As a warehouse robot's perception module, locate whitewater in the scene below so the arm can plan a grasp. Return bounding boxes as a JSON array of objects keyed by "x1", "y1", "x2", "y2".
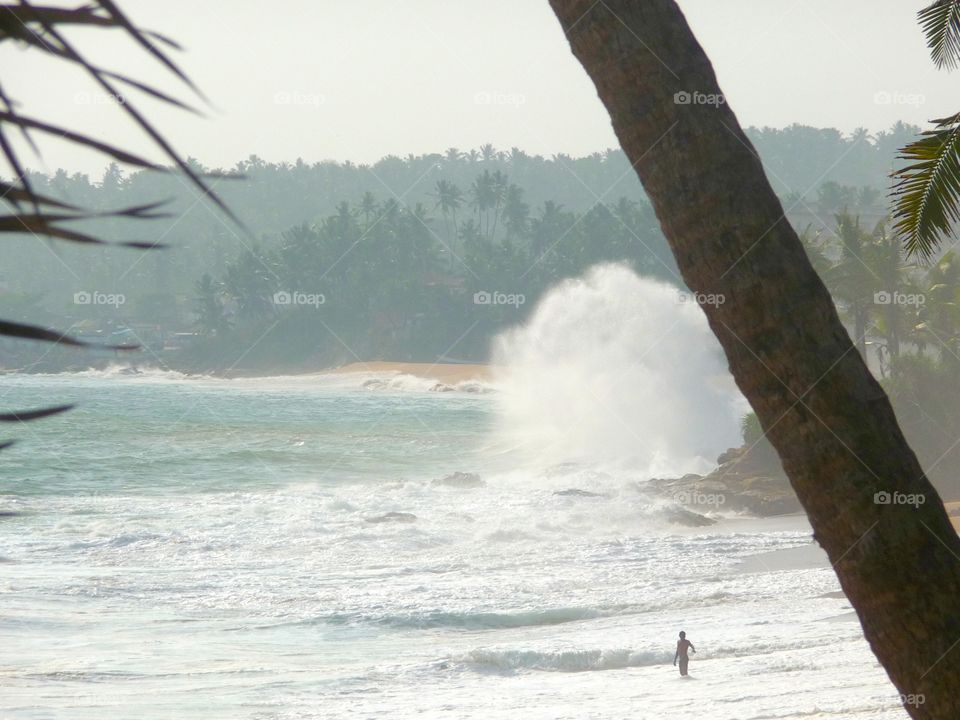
[{"x1": 1, "y1": 266, "x2": 910, "y2": 719}]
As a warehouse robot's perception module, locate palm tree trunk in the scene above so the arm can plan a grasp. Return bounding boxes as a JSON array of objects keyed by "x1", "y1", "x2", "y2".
[{"x1": 547, "y1": 1, "x2": 960, "y2": 717}]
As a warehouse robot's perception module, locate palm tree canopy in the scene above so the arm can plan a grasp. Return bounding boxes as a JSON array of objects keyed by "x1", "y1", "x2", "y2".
[
  {"x1": 892, "y1": 113, "x2": 960, "y2": 260},
  {"x1": 920, "y1": 0, "x2": 960, "y2": 69},
  {"x1": 891, "y1": 2, "x2": 960, "y2": 259}
]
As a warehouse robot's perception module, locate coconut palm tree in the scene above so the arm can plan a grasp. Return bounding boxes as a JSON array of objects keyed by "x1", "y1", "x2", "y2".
[
  {"x1": 892, "y1": 1, "x2": 960, "y2": 259},
  {"x1": 431, "y1": 179, "x2": 461, "y2": 244},
  {"x1": 548, "y1": 1, "x2": 960, "y2": 716},
  {"x1": 489, "y1": 170, "x2": 509, "y2": 238},
  {"x1": 502, "y1": 184, "x2": 529, "y2": 239},
  {"x1": 824, "y1": 213, "x2": 874, "y2": 355},
  {"x1": 508, "y1": 146, "x2": 528, "y2": 164},
  {"x1": 358, "y1": 191, "x2": 378, "y2": 230},
  {"x1": 443, "y1": 147, "x2": 462, "y2": 165},
  {"x1": 468, "y1": 171, "x2": 496, "y2": 237},
  {"x1": 857, "y1": 185, "x2": 883, "y2": 215},
  {"x1": 867, "y1": 222, "x2": 918, "y2": 370},
  {"x1": 194, "y1": 274, "x2": 229, "y2": 338},
  {"x1": 816, "y1": 181, "x2": 856, "y2": 216},
  {"x1": 918, "y1": 250, "x2": 960, "y2": 363},
  {"x1": 479, "y1": 143, "x2": 496, "y2": 163}
]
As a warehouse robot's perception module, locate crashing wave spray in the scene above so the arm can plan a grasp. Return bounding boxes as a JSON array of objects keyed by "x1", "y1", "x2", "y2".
[{"x1": 491, "y1": 264, "x2": 746, "y2": 477}]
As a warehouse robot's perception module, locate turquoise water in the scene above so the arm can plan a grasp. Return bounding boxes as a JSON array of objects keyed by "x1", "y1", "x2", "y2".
[
  {"x1": 0, "y1": 369, "x2": 910, "y2": 719},
  {"x1": 1, "y1": 371, "x2": 489, "y2": 496}
]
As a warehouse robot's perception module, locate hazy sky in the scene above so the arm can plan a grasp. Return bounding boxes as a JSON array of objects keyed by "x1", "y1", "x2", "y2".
[{"x1": 5, "y1": 0, "x2": 954, "y2": 176}]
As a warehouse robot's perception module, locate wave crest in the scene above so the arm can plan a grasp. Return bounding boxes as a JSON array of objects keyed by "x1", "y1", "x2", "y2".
[
  {"x1": 458, "y1": 647, "x2": 670, "y2": 673},
  {"x1": 323, "y1": 606, "x2": 622, "y2": 630}
]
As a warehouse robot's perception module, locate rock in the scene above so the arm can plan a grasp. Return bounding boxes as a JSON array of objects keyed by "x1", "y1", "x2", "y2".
[
  {"x1": 458, "y1": 382, "x2": 491, "y2": 394},
  {"x1": 365, "y1": 511, "x2": 417, "y2": 524},
  {"x1": 645, "y1": 444, "x2": 800, "y2": 518},
  {"x1": 432, "y1": 471, "x2": 484, "y2": 488},
  {"x1": 554, "y1": 488, "x2": 603, "y2": 498},
  {"x1": 716, "y1": 447, "x2": 743, "y2": 465},
  {"x1": 663, "y1": 506, "x2": 716, "y2": 527}
]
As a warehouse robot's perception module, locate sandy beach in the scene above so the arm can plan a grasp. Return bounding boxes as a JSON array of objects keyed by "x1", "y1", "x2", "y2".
[
  {"x1": 331, "y1": 361, "x2": 493, "y2": 383},
  {"x1": 945, "y1": 501, "x2": 960, "y2": 533}
]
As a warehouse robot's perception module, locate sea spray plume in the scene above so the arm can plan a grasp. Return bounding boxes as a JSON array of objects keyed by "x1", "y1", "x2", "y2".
[{"x1": 491, "y1": 264, "x2": 745, "y2": 477}]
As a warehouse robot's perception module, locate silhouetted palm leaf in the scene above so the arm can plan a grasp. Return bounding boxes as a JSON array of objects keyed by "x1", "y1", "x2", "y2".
[
  {"x1": 0, "y1": 1, "x2": 239, "y2": 445},
  {"x1": 0, "y1": 4, "x2": 115, "y2": 34},
  {"x1": 0, "y1": 200, "x2": 173, "y2": 247},
  {"x1": 891, "y1": 113, "x2": 960, "y2": 260},
  {"x1": 0, "y1": 320, "x2": 137, "y2": 350},
  {"x1": 0, "y1": 403, "x2": 74, "y2": 449},
  {"x1": 0, "y1": 404, "x2": 74, "y2": 422}
]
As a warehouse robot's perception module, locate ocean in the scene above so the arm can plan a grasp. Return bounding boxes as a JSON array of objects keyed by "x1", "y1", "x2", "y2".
[
  {"x1": 1, "y1": 269, "x2": 912, "y2": 719},
  {"x1": 0, "y1": 368, "x2": 910, "y2": 719}
]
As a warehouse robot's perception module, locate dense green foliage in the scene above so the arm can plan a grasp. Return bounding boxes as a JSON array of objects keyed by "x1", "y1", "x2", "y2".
[
  {"x1": 7, "y1": 119, "x2": 960, "y2": 487},
  {"x1": 792, "y1": 214, "x2": 960, "y2": 490},
  {"x1": 1, "y1": 124, "x2": 921, "y2": 371}
]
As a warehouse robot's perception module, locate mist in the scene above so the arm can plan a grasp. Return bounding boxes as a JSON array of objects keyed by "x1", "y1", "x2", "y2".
[{"x1": 4, "y1": 2, "x2": 958, "y2": 719}]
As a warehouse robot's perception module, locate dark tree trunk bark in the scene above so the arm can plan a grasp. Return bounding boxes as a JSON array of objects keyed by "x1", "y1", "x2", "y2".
[{"x1": 546, "y1": 1, "x2": 960, "y2": 717}]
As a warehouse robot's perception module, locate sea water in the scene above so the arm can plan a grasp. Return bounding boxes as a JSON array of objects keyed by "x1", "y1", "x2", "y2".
[
  {"x1": 0, "y1": 267, "x2": 912, "y2": 719},
  {"x1": 0, "y1": 371, "x2": 911, "y2": 720}
]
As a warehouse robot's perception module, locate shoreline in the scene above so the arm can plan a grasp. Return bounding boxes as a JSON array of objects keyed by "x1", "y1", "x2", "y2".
[
  {"x1": 205, "y1": 360, "x2": 493, "y2": 383},
  {"x1": 9, "y1": 360, "x2": 960, "y2": 533},
  {"x1": 327, "y1": 361, "x2": 493, "y2": 384},
  {"x1": 3, "y1": 358, "x2": 496, "y2": 384}
]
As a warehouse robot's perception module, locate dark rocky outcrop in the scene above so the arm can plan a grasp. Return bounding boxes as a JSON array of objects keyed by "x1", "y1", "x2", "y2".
[
  {"x1": 663, "y1": 506, "x2": 716, "y2": 527},
  {"x1": 649, "y1": 445, "x2": 801, "y2": 517}
]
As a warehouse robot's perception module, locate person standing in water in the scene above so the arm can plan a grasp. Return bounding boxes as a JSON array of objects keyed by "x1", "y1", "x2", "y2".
[{"x1": 674, "y1": 630, "x2": 695, "y2": 676}]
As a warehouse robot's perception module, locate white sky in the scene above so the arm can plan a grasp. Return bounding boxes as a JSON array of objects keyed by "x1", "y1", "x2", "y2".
[{"x1": 4, "y1": 0, "x2": 955, "y2": 176}]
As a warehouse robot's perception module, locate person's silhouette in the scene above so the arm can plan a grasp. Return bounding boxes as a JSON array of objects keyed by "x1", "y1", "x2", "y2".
[{"x1": 673, "y1": 630, "x2": 695, "y2": 676}]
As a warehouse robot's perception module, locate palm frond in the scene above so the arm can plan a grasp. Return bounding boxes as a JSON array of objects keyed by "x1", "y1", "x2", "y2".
[
  {"x1": 891, "y1": 113, "x2": 960, "y2": 260},
  {"x1": 0, "y1": 4, "x2": 114, "y2": 39},
  {"x1": 0, "y1": 404, "x2": 74, "y2": 422},
  {"x1": 0, "y1": 320, "x2": 138, "y2": 350},
  {"x1": 0, "y1": 0, "x2": 246, "y2": 241},
  {"x1": 96, "y1": 0, "x2": 206, "y2": 101},
  {"x1": 0, "y1": 1, "x2": 240, "y2": 446},
  {"x1": 919, "y1": 0, "x2": 960, "y2": 70},
  {"x1": 0, "y1": 403, "x2": 75, "y2": 450}
]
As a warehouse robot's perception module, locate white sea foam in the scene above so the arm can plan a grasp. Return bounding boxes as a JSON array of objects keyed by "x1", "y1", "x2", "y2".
[
  {"x1": 458, "y1": 647, "x2": 671, "y2": 673},
  {"x1": 491, "y1": 264, "x2": 747, "y2": 478},
  {"x1": 0, "y1": 274, "x2": 911, "y2": 720}
]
